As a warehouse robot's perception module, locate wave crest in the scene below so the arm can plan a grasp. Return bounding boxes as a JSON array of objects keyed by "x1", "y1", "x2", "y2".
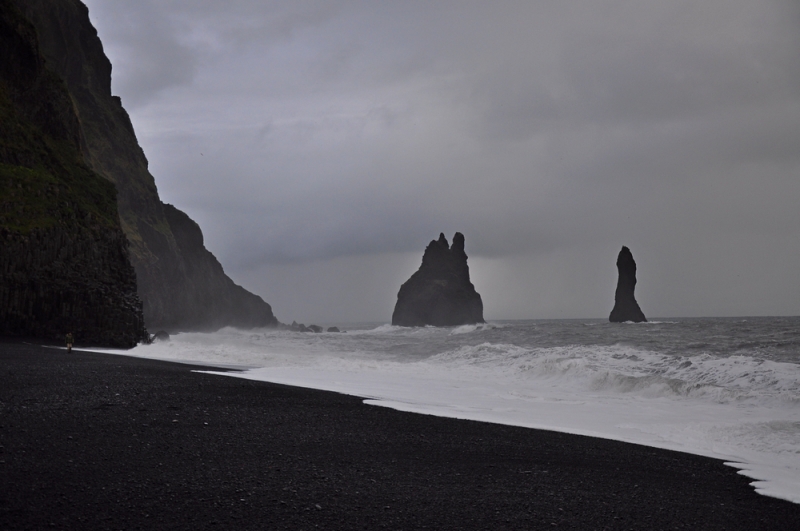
[{"x1": 428, "y1": 343, "x2": 800, "y2": 405}]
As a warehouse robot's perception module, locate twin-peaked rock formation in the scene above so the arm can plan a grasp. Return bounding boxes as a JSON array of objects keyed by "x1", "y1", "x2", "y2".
[
  {"x1": 609, "y1": 246, "x2": 647, "y2": 323},
  {"x1": 392, "y1": 233, "x2": 484, "y2": 327}
]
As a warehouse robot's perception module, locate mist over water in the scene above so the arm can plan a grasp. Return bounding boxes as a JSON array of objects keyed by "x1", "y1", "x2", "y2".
[{"x1": 100, "y1": 317, "x2": 800, "y2": 503}]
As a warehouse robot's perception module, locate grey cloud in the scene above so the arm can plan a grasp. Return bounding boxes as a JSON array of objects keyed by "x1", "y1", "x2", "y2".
[
  {"x1": 84, "y1": 0, "x2": 197, "y2": 106},
  {"x1": 84, "y1": 0, "x2": 800, "y2": 320},
  {"x1": 470, "y1": 2, "x2": 800, "y2": 140}
]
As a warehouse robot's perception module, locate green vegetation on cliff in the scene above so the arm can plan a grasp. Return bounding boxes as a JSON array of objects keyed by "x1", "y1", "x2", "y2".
[
  {"x1": 11, "y1": 0, "x2": 168, "y2": 262},
  {"x1": 0, "y1": 90, "x2": 118, "y2": 234},
  {"x1": 14, "y1": 0, "x2": 278, "y2": 331},
  {"x1": 0, "y1": 2, "x2": 118, "y2": 233},
  {"x1": 0, "y1": 0, "x2": 147, "y2": 346}
]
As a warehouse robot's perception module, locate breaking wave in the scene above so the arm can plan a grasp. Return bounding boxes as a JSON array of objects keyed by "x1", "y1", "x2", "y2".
[{"x1": 428, "y1": 342, "x2": 800, "y2": 405}]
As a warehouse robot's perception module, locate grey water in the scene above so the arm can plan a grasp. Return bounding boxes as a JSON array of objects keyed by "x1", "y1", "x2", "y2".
[
  {"x1": 495, "y1": 317, "x2": 800, "y2": 363},
  {"x1": 333, "y1": 317, "x2": 800, "y2": 365}
]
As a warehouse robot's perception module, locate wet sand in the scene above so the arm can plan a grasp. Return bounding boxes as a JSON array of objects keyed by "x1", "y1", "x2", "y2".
[{"x1": 1, "y1": 340, "x2": 798, "y2": 530}]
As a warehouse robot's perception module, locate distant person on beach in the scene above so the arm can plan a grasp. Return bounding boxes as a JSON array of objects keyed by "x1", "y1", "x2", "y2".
[{"x1": 66, "y1": 332, "x2": 73, "y2": 353}]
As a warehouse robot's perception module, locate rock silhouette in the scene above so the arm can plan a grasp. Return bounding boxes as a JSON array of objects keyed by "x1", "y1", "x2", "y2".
[
  {"x1": 609, "y1": 246, "x2": 647, "y2": 323},
  {"x1": 151, "y1": 331, "x2": 170, "y2": 342},
  {"x1": 0, "y1": 1, "x2": 147, "y2": 347},
  {"x1": 392, "y1": 233, "x2": 484, "y2": 327},
  {"x1": 13, "y1": 0, "x2": 277, "y2": 331}
]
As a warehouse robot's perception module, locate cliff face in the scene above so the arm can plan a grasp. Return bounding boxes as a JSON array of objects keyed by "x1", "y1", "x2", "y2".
[
  {"x1": 158, "y1": 204, "x2": 277, "y2": 330},
  {"x1": 14, "y1": 0, "x2": 277, "y2": 331},
  {"x1": 0, "y1": 0, "x2": 147, "y2": 346},
  {"x1": 392, "y1": 232, "x2": 484, "y2": 327},
  {"x1": 609, "y1": 246, "x2": 647, "y2": 323}
]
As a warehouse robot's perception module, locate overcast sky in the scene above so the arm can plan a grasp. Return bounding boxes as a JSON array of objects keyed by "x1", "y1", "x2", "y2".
[{"x1": 82, "y1": 0, "x2": 800, "y2": 323}]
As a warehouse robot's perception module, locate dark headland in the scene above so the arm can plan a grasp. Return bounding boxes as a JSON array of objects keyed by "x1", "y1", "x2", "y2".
[
  {"x1": 0, "y1": 0, "x2": 146, "y2": 347},
  {"x1": 609, "y1": 246, "x2": 647, "y2": 323},
  {"x1": 392, "y1": 232, "x2": 484, "y2": 326},
  {"x1": 2, "y1": 341, "x2": 799, "y2": 530},
  {"x1": 1, "y1": 0, "x2": 277, "y2": 349}
]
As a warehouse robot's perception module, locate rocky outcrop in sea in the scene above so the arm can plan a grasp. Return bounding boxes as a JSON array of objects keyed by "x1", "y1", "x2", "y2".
[
  {"x1": 392, "y1": 232, "x2": 484, "y2": 327},
  {"x1": 13, "y1": 0, "x2": 277, "y2": 331},
  {"x1": 0, "y1": 1, "x2": 147, "y2": 347},
  {"x1": 609, "y1": 246, "x2": 647, "y2": 323}
]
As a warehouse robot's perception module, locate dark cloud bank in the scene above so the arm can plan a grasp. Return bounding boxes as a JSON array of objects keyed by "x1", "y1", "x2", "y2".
[{"x1": 83, "y1": 0, "x2": 800, "y2": 322}]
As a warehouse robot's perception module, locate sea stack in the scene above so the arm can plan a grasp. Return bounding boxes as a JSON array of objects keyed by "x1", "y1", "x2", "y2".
[
  {"x1": 609, "y1": 246, "x2": 647, "y2": 323},
  {"x1": 392, "y1": 232, "x2": 484, "y2": 327}
]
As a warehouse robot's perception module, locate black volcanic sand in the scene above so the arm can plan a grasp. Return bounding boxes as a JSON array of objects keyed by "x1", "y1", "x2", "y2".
[{"x1": 1, "y1": 342, "x2": 798, "y2": 530}]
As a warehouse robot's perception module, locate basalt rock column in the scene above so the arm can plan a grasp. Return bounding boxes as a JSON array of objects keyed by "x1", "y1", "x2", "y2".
[
  {"x1": 609, "y1": 246, "x2": 647, "y2": 323},
  {"x1": 392, "y1": 232, "x2": 484, "y2": 327}
]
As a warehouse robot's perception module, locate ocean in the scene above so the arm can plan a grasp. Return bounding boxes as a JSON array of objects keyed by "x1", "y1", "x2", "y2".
[{"x1": 94, "y1": 317, "x2": 800, "y2": 503}]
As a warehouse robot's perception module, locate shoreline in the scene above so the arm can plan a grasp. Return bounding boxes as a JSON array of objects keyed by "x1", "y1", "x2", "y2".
[{"x1": 1, "y1": 341, "x2": 799, "y2": 529}]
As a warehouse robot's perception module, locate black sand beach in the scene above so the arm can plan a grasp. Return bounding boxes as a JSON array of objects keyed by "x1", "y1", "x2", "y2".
[{"x1": 1, "y1": 341, "x2": 798, "y2": 530}]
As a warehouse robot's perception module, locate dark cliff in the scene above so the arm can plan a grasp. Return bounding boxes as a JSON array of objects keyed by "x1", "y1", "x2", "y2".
[
  {"x1": 609, "y1": 246, "x2": 647, "y2": 323},
  {"x1": 0, "y1": 0, "x2": 147, "y2": 346},
  {"x1": 13, "y1": 0, "x2": 277, "y2": 331},
  {"x1": 392, "y1": 232, "x2": 484, "y2": 327},
  {"x1": 158, "y1": 204, "x2": 277, "y2": 330}
]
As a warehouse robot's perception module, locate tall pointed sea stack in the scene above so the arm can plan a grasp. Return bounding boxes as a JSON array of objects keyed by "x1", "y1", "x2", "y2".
[
  {"x1": 392, "y1": 232, "x2": 484, "y2": 327},
  {"x1": 609, "y1": 246, "x2": 647, "y2": 323}
]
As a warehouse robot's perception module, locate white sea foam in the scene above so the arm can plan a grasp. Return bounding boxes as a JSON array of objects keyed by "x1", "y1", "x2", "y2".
[
  {"x1": 450, "y1": 323, "x2": 501, "y2": 334},
  {"x1": 347, "y1": 324, "x2": 408, "y2": 335},
  {"x1": 427, "y1": 343, "x2": 800, "y2": 405},
  {"x1": 90, "y1": 320, "x2": 800, "y2": 504},
  {"x1": 622, "y1": 320, "x2": 679, "y2": 325}
]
